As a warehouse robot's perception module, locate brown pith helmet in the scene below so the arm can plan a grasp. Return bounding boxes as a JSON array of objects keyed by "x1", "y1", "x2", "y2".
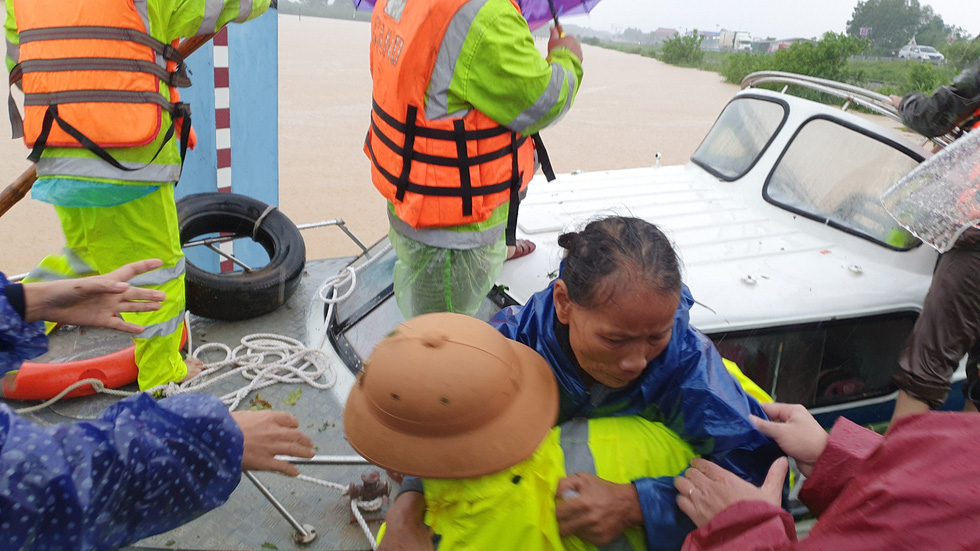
[{"x1": 343, "y1": 312, "x2": 558, "y2": 479}]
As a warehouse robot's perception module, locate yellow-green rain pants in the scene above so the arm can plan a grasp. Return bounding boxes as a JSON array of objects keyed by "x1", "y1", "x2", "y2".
[{"x1": 23, "y1": 185, "x2": 188, "y2": 389}]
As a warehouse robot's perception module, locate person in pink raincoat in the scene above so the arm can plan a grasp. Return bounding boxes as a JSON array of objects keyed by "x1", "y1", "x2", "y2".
[{"x1": 673, "y1": 402, "x2": 980, "y2": 550}]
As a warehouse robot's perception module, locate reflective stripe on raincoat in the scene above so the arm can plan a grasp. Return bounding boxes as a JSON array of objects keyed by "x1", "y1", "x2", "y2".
[
  {"x1": 421, "y1": 416, "x2": 696, "y2": 551},
  {"x1": 491, "y1": 279, "x2": 784, "y2": 550}
]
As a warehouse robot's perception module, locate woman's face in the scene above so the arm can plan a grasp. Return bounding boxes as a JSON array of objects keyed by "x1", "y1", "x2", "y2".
[{"x1": 554, "y1": 274, "x2": 679, "y2": 389}]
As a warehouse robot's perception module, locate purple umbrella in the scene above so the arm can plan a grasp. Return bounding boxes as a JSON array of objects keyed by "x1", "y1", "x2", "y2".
[
  {"x1": 521, "y1": 0, "x2": 602, "y2": 31},
  {"x1": 352, "y1": 0, "x2": 602, "y2": 32}
]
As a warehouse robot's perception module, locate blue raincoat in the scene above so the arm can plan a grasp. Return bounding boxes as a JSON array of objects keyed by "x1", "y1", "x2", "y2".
[
  {"x1": 491, "y1": 280, "x2": 784, "y2": 551},
  {"x1": 0, "y1": 271, "x2": 47, "y2": 375},
  {"x1": 1, "y1": 272, "x2": 244, "y2": 550}
]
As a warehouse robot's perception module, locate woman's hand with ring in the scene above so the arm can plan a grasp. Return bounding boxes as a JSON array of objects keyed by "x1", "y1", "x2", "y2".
[{"x1": 673, "y1": 457, "x2": 788, "y2": 527}]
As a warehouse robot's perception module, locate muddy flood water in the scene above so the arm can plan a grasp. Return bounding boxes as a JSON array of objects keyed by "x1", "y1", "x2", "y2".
[{"x1": 2, "y1": 14, "x2": 855, "y2": 273}]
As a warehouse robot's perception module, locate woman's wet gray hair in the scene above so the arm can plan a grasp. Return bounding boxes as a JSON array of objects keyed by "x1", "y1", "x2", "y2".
[{"x1": 557, "y1": 216, "x2": 681, "y2": 308}]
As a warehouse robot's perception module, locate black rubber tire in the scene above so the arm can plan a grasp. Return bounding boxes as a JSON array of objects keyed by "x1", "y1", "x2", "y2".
[{"x1": 177, "y1": 192, "x2": 306, "y2": 321}]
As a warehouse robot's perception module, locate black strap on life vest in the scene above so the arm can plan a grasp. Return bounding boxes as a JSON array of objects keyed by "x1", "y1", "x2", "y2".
[
  {"x1": 11, "y1": 57, "x2": 191, "y2": 89},
  {"x1": 502, "y1": 134, "x2": 554, "y2": 245},
  {"x1": 18, "y1": 25, "x2": 187, "y2": 67},
  {"x1": 395, "y1": 104, "x2": 418, "y2": 202},
  {"x1": 27, "y1": 102, "x2": 191, "y2": 175},
  {"x1": 531, "y1": 133, "x2": 556, "y2": 182},
  {"x1": 453, "y1": 118, "x2": 474, "y2": 217},
  {"x1": 505, "y1": 132, "x2": 523, "y2": 245},
  {"x1": 370, "y1": 98, "x2": 539, "y2": 218}
]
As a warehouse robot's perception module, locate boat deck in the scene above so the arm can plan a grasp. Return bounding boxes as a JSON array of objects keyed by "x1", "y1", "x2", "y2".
[{"x1": 3, "y1": 258, "x2": 386, "y2": 551}]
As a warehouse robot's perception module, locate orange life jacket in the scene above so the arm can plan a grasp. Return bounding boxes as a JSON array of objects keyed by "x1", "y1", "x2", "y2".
[
  {"x1": 8, "y1": 0, "x2": 193, "y2": 169},
  {"x1": 364, "y1": 0, "x2": 536, "y2": 230}
]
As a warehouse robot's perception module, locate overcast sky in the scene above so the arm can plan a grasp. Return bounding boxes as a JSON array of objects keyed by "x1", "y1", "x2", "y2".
[{"x1": 571, "y1": 0, "x2": 979, "y2": 41}]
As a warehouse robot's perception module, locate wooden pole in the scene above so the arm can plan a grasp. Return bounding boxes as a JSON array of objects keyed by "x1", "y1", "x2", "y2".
[{"x1": 0, "y1": 32, "x2": 218, "y2": 218}]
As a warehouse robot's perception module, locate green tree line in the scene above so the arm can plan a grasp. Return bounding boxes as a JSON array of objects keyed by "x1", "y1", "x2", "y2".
[{"x1": 846, "y1": 0, "x2": 970, "y2": 55}]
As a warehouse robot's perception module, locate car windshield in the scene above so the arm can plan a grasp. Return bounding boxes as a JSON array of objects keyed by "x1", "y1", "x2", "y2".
[
  {"x1": 919, "y1": 46, "x2": 938, "y2": 53},
  {"x1": 326, "y1": 239, "x2": 511, "y2": 372},
  {"x1": 691, "y1": 96, "x2": 787, "y2": 180},
  {"x1": 764, "y1": 117, "x2": 923, "y2": 249}
]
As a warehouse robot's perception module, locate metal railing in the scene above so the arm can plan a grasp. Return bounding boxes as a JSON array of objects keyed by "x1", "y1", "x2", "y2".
[{"x1": 740, "y1": 71, "x2": 956, "y2": 148}]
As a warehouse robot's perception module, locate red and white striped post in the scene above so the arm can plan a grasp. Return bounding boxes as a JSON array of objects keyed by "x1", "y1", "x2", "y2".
[
  {"x1": 212, "y1": 27, "x2": 235, "y2": 272},
  {"x1": 178, "y1": 12, "x2": 278, "y2": 275}
]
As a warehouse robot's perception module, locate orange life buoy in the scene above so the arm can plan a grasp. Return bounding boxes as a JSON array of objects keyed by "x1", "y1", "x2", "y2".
[{"x1": 2, "y1": 322, "x2": 189, "y2": 401}]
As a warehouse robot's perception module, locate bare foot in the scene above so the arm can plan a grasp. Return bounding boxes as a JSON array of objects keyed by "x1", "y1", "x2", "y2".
[
  {"x1": 505, "y1": 239, "x2": 536, "y2": 261},
  {"x1": 180, "y1": 356, "x2": 205, "y2": 383}
]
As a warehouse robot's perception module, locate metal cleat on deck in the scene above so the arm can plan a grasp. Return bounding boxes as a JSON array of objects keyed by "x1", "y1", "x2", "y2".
[{"x1": 347, "y1": 469, "x2": 390, "y2": 524}]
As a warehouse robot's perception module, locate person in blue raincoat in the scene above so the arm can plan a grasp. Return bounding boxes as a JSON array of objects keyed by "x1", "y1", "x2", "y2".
[
  {"x1": 0, "y1": 259, "x2": 315, "y2": 551},
  {"x1": 489, "y1": 216, "x2": 783, "y2": 549},
  {"x1": 381, "y1": 216, "x2": 784, "y2": 551}
]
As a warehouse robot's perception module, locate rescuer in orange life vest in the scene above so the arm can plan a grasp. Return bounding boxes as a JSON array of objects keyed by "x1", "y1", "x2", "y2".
[
  {"x1": 364, "y1": 0, "x2": 584, "y2": 318},
  {"x1": 5, "y1": 0, "x2": 273, "y2": 390},
  {"x1": 886, "y1": 55, "x2": 980, "y2": 421}
]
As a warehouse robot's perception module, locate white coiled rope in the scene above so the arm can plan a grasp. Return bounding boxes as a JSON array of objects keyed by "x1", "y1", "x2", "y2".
[
  {"x1": 159, "y1": 333, "x2": 337, "y2": 411},
  {"x1": 16, "y1": 332, "x2": 338, "y2": 413},
  {"x1": 314, "y1": 243, "x2": 392, "y2": 350}
]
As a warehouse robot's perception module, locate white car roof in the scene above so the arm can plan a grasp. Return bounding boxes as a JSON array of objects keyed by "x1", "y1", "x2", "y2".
[{"x1": 500, "y1": 88, "x2": 937, "y2": 335}]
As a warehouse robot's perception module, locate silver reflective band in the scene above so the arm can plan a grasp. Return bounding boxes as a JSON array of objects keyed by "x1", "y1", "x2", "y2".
[
  {"x1": 65, "y1": 249, "x2": 96, "y2": 275},
  {"x1": 425, "y1": 0, "x2": 490, "y2": 121},
  {"x1": 558, "y1": 418, "x2": 635, "y2": 551},
  {"x1": 23, "y1": 266, "x2": 67, "y2": 282},
  {"x1": 135, "y1": 310, "x2": 185, "y2": 339},
  {"x1": 235, "y1": 0, "x2": 254, "y2": 23},
  {"x1": 508, "y1": 64, "x2": 565, "y2": 133},
  {"x1": 555, "y1": 68, "x2": 578, "y2": 125},
  {"x1": 36, "y1": 157, "x2": 181, "y2": 183},
  {"x1": 388, "y1": 209, "x2": 505, "y2": 249},
  {"x1": 6, "y1": 37, "x2": 19, "y2": 65},
  {"x1": 559, "y1": 418, "x2": 596, "y2": 476},
  {"x1": 128, "y1": 257, "x2": 185, "y2": 287},
  {"x1": 197, "y1": 0, "x2": 225, "y2": 35},
  {"x1": 134, "y1": 0, "x2": 167, "y2": 70},
  {"x1": 133, "y1": 0, "x2": 151, "y2": 39}
]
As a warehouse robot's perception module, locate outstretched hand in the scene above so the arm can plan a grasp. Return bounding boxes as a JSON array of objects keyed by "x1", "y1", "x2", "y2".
[
  {"x1": 231, "y1": 410, "x2": 315, "y2": 476},
  {"x1": 674, "y1": 456, "x2": 788, "y2": 527},
  {"x1": 23, "y1": 259, "x2": 167, "y2": 332},
  {"x1": 751, "y1": 402, "x2": 827, "y2": 477}
]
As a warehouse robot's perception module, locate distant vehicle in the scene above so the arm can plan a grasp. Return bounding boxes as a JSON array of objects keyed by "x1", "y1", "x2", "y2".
[
  {"x1": 720, "y1": 30, "x2": 753, "y2": 51},
  {"x1": 898, "y1": 44, "x2": 945, "y2": 64}
]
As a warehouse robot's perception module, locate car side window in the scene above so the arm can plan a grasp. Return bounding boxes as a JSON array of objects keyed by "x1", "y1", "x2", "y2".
[{"x1": 711, "y1": 313, "x2": 916, "y2": 409}]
